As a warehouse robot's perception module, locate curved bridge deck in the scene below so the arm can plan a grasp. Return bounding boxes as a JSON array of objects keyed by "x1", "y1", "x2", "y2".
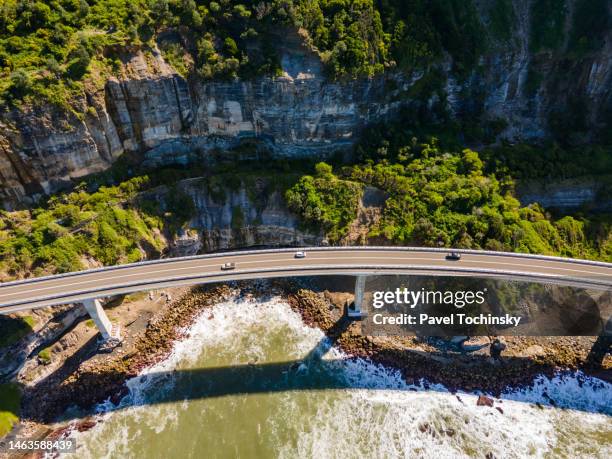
[{"x1": 1, "y1": 247, "x2": 612, "y2": 313}]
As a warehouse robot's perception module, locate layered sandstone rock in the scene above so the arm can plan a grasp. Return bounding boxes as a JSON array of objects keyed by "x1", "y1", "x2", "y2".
[{"x1": 144, "y1": 176, "x2": 321, "y2": 253}]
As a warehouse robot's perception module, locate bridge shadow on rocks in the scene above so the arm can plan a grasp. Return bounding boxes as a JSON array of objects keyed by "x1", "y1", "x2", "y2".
[
  {"x1": 23, "y1": 316, "x2": 611, "y2": 424},
  {"x1": 586, "y1": 316, "x2": 612, "y2": 372}
]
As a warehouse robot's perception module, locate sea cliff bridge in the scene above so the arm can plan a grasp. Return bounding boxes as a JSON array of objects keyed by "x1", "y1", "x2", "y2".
[{"x1": 1, "y1": 247, "x2": 611, "y2": 340}]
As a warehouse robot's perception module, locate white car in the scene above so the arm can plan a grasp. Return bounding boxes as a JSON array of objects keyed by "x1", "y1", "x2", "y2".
[
  {"x1": 221, "y1": 262, "x2": 236, "y2": 270},
  {"x1": 294, "y1": 251, "x2": 306, "y2": 259}
]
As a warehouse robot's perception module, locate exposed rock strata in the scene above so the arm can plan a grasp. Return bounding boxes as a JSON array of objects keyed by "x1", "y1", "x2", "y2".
[
  {"x1": 0, "y1": 41, "x2": 408, "y2": 209},
  {"x1": 151, "y1": 177, "x2": 321, "y2": 253},
  {"x1": 0, "y1": 306, "x2": 88, "y2": 380},
  {"x1": 517, "y1": 176, "x2": 612, "y2": 212}
]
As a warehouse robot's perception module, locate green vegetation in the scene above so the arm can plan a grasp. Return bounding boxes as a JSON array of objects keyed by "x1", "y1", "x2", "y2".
[
  {"x1": 0, "y1": 153, "x2": 313, "y2": 279},
  {"x1": 0, "y1": 0, "x2": 288, "y2": 106},
  {"x1": 0, "y1": 0, "x2": 495, "y2": 107},
  {"x1": 286, "y1": 142, "x2": 612, "y2": 259},
  {"x1": 530, "y1": 0, "x2": 567, "y2": 52},
  {"x1": 0, "y1": 315, "x2": 35, "y2": 348},
  {"x1": 0, "y1": 383, "x2": 20, "y2": 437},
  {"x1": 295, "y1": 0, "x2": 388, "y2": 77},
  {"x1": 357, "y1": 97, "x2": 611, "y2": 173},
  {"x1": 568, "y1": 0, "x2": 610, "y2": 56},
  {"x1": 378, "y1": 0, "x2": 487, "y2": 74},
  {"x1": 37, "y1": 346, "x2": 52, "y2": 364},
  {"x1": 159, "y1": 40, "x2": 192, "y2": 78},
  {"x1": 0, "y1": 176, "x2": 168, "y2": 278},
  {"x1": 0, "y1": 0, "x2": 146, "y2": 107},
  {"x1": 354, "y1": 102, "x2": 511, "y2": 163},
  {"x1": 481, "y1": 143, "x2": 612, "y2": 181},
  {"x1": 487, "y1": 0, "x2": 514, "y2": 42},
  {"x1": 285, "y1": 162, "x2": 363, "y2": 241},
  {"x1": 231, "y1": 206, "x2": 244, "y2": 230},
  {"x1": 0, "y1": 135, "x2": 610, "y2": 282},
  {"x1": 529, "y1": 0, "x2": 610, "y2": 56},
  {"x1": 0, "y1": 0, "x2": 607, "y2": 113}
]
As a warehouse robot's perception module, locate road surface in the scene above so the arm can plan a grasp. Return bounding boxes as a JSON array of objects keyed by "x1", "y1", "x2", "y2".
[{"x1": 1, "y1": 247, "x2": 611, "y2": 313}]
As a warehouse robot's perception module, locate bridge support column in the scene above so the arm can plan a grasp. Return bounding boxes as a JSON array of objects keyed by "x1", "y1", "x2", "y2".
[
  {"x1": 348, "y1": 275, "x2": 367, "y2": 319},
  {"x1": 81, "y1": 298, "x2": 116, "y2": 341}
]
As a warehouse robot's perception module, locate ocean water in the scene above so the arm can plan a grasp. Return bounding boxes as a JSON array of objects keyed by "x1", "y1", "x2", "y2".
[{"x1": 67, "y1": 296, "x2": 612, "y2": 458}]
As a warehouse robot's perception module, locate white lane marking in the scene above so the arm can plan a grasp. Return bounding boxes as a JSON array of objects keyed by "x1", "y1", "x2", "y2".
[
  {"x1": 1, "y1": 255, "x2": 610, "y2": 298},
  {"x1": 5, "y1": 265, "x2": 612, "y2": 311},
  {"x1": 3, "y1": 252, "x2": 610, "y2": 294},
  {"x1": 0, "y1": 254, "x2": 610, "y2": 300},
  {"x1": 2, "y1": 247, "x2": 610, "y2": 290}
]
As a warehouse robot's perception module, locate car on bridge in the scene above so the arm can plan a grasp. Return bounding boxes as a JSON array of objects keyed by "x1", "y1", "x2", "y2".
[
  {"x1": 295, "y1": 251, "x2": 306, "y2": 258},
  {"x1": 445, "y1": 252, "x2": 461, "y2": 261},
  {"x1": 221, "y1": 262, "x2": 236, "y2": 270}
]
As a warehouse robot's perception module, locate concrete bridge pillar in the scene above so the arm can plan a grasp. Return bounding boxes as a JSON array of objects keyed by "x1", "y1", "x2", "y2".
[
  {"x1": 81, "y1": 298, "x2": 115, "y2": 341},
  {"x1": 348, "y1": 275, "x2": 367, "y2": 319}
]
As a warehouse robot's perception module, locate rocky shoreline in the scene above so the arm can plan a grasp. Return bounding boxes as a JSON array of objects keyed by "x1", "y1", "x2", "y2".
[
  {"x1": 19, "y1": 284, "x2": 237, "y2": 424},
  {"x1": 11, "y1": 280, "x2": 612, "y2": 437},
  {"x1": 287, "y1": 288, "x2": 611, "y2": 395}
]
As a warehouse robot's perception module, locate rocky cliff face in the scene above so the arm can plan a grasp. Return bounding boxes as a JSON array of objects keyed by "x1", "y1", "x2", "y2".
[
  {"x1": 0, "y1": 35, "x2": 409, "y2": 210},
  {"x1": 517, "y1": 176, "x2": 612, "y2": 212},
  {"x1": 464, "y1": 0, "x2": 612, "y2": 143},
  {"x1": 0, "y1": 1, "x2": 610, "y2": 209},
  {"x1": 0, "y1": 100, "x2": 124, "y2": 209},
  {"x1": 147, "y1": 176, "x2": 321, "y2": 254}
]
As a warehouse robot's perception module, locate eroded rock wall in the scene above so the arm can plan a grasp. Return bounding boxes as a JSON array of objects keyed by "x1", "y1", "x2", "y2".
[
  {"x1": 146, "y1": 176, "x2": 321, "y2": 253},
  {"x1": 0, "y1": 40, "x2": 408, "y2": 209},
  {"x1": 517, "y1": 176, "x2": 612, "y2": 212},
  {"x1": 466, "y1": 0, "x2": 612, "y2": 142}
]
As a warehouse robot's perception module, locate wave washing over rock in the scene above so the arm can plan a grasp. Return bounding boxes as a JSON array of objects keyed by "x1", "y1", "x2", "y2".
[{"x1": 68, "y1": 297, "x2": 612, "y2": 458}]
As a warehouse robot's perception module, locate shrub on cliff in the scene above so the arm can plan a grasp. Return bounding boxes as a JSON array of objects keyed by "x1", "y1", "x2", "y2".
[
  {"x1": 0, "y1": 315, "x2": 34, "y2": 348},
  {"x1": 0, "y1": 383, "x2": 20, "y2": 438},
  {"x1": 0, "y1": 177, "x2": 166, "y2": 278},
  {"x1": 285, "y1": 161, "x2": 363, "y2": 241}
]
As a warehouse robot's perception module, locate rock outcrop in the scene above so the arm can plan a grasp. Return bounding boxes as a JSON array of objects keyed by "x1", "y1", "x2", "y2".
[
  {"x1": 186, "y1": 183, "x2": 321, "y2": 251},
  {"x1": 146, "y1": 176, "x2": 321, "y2": 253},
  {"x1": 0, "y1": 36, "x2": 408, "y2": 209},
  {"x1": 0, "y1": 306, "x2": 88, "y2": 380},
  {"x1": 467, "y1": 0, "x2": 612, "y2": 143}
]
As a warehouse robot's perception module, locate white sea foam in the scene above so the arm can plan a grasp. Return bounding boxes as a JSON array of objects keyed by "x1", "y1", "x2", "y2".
[
  {"x1": 501, "y1": 372, "x2": 612, "y2": 415},
  {"x1": 70, "y1": 296, "x2": 612, "y2": 459}
]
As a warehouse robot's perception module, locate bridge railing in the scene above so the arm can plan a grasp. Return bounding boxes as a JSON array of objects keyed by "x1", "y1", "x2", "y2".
[{"x1": 2, "y1": 246, "x2": 611, "y2": 289}]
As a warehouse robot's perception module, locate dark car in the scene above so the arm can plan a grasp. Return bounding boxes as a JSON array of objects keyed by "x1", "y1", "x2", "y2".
[{"x1": 445, "y1": 252, "x2": 461, "y2": 261}]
